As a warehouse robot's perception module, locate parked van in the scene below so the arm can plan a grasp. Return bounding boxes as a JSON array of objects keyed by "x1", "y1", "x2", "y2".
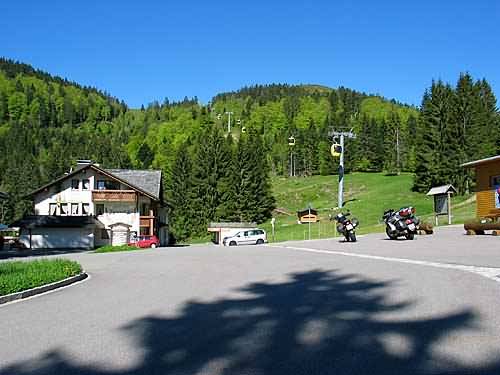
[{"x1": 223, "y1": 229, "x2": 267, "y2": 246}]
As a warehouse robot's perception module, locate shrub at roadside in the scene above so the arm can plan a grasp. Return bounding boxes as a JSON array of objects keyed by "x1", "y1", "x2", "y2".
[
  {"x1": 0, "y1": 259, "x2": 82, "y2": 296},
  {"x1": 94, "y1": 244, "x2": 142, "y2": 253}
]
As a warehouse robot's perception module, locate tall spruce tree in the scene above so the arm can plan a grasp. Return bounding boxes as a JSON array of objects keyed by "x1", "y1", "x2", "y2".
[{"x1": 169, "y1": 141, "x2": 194, "y2": 241}]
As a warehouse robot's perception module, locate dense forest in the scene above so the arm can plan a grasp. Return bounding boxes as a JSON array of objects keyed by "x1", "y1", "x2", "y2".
[{"x1": 0, "y1": 58, "x2": 498, "y2": 240}]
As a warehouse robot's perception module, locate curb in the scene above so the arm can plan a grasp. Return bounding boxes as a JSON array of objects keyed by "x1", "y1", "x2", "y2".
[{"x1": 0, "y1": 272, "x2": 88, "y2": 305}]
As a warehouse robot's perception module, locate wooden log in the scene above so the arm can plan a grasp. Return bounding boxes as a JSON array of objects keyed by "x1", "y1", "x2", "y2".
[
  {"x1": 464, "y1": 222, "x2": 500, "y2": 232},
  {"x1": 418, "y1": 222, "x2": 434, "y2": 235}
]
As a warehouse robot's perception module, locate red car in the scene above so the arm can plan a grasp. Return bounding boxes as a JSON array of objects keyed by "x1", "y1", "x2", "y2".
[{"x1": 128, "y1": 235, "x2": 160, "y2": 248}]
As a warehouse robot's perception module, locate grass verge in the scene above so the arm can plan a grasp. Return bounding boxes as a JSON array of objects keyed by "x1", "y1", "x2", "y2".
[
  {"x1": 94, "y1": 244, "x2": 142, "y2": 253},
  {"x1": 0, "y1": 259, "x2": 82, "y2": 296}
]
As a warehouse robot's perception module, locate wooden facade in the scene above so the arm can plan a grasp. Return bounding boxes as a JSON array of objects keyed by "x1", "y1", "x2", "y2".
[
  {"x1": 475, "y1": 162, "x2": 500, "y2": 218},
  {"x1": 92, "y1": 190, "x2": 137, "y2": 202},
  {"x1": 463, "y1": 156, "x2": 500, "y2": 219}
]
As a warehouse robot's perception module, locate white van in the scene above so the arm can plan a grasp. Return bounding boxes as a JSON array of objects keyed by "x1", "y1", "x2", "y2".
[{"x1": 223, "y1": 229, "x2": 267, "y2": 246}]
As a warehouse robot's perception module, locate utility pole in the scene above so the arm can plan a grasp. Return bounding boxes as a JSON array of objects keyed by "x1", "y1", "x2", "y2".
[
  {"x1": 329, "y1": 129, "x2": 356, "y2": 208},
  {"x1": 288, "y1": 136, "x2": 296, "y2": 177},
  {"x1": 225, "y1": 111, "x2": 233, "y2": 134},
  {"x1": 396, "y1": 127, "x2": 400, "y2": 175}
]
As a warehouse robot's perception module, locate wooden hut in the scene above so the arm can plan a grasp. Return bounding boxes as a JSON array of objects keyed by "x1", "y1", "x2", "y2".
[
  {"x1": 297, "y1": 208, "x2": 318, "y2": 223},
  {"x1": 462, "y1": 155, "x2": 500, "y2": 219}
]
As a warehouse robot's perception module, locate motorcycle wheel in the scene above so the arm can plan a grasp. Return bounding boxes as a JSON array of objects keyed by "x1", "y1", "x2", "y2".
[
  {"x1": 386, "y1": 227, "x2": 397, "y2": 240},
  {"x1": 405, "y1": 232, "x2": 415, "y2": 240},
  {"x1": 349, "y1": 232, "x2": 357, "y2": 242},
  {"x1": 344, "y1": 234, "x2": 350, "y2": 242}
]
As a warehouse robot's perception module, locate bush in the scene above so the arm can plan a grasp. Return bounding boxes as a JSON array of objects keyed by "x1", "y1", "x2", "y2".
[
  {"x1": 0, "y1": 259, "x2": 82, "y2": 296},
  {"x1": 94, "y1": 244, "x2": 141, "y2": 253}
]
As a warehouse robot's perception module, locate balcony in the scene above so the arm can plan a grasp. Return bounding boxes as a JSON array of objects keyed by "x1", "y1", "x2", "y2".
[
  {"x1": 92, "y1": 190, "x2": 136, "y2": 202},
  {"x1": 140, "y1": 215, "x2": 155, "y2": 235}
]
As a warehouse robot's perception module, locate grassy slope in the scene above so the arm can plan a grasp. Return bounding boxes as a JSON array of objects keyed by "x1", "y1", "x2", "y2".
[{"x1": 260, "y1": 173, "x2": 475, "y2": 242}]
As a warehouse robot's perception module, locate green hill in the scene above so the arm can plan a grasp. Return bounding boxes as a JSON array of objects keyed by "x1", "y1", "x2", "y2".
[{"x1": 260, "y1": 173, "x2": 475, "y2": 242}]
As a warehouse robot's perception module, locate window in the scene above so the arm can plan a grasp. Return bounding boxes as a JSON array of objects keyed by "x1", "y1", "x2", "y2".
[
  {"x1": 71, "y1": 179, "x2": 80, "y2": 190},
  {"x1": 71, "y1": 203, "x2": 79, "y2": 215},
  {"x1": 49, "y1": 203, "x2": 58, "y2": 215},
  {"x1": 60, "y1": 203, "x2": 68, "y2": 215},
  {"x1": 82, "y1": 203, "x2": 90, "y2": 215},
  {"x1": 82, "y1": 179, "x2": 90, "y2": 190},
  {"x1": 491, "y1": 175, "x2": 500, "y2": 187},
  {"x1": 96, "y1": 204, "x2": 105, "y2": 216},
  {"x1": 96, "y1": 180, "x2": 120, "y2": 190}
]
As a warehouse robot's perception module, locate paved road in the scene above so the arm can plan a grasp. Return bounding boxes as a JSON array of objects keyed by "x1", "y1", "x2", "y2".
[{"x1": 1, "y1": 227, "x2": 500, "y2": 375}]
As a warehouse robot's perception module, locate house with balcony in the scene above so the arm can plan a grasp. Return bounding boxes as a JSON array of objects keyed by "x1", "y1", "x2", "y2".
[{"x1": 11, "y1": 161, "x2": 169, "y2": 249}]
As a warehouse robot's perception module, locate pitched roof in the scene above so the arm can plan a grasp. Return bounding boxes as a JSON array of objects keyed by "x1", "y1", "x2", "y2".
[
  {"x1": 105, "y1": 169, "x2": 162, "y2": 201},
  {"x1": 461, "y1": 155, "x2": 500, "y2": 168},
  {"x1": 9, "y1": 215, "x2": 104, "y2": 229},
  {"x1": 426, "y1": 184, "x2": 457, "y2": 196},
  {"x1": 297, "y1": 208, "x2": 318, "y2": 217},
  {"x1": 28, "y1": 163, "x2": 162, "y2": 201}
]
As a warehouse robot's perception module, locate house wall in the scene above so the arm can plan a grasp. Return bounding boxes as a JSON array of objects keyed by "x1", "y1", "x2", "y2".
[
  {"x1": 34, "y1": 169, "x2": 138, "y2": 216},
  {"x1": 34, "y1": 170, "x2": 95, "y2": 215},
  {"x1": 96, "y1": 202, "x2": 140, "y2": 234},
  {"x1": 475, "y1": 161, "x2": 500, "y2": 217},
  {"x1": 19, "y1": 228, "x2": 94, "y2": 249}
]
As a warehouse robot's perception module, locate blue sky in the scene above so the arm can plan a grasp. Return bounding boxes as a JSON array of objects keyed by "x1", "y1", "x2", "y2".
[{"x1": 1, "y1": 1, "x2": 498, "y2": 108}]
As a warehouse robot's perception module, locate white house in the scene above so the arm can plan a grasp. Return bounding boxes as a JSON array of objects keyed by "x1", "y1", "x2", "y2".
[{"x1": 11, "y1": 161, "x2": 169, "y2": 249}]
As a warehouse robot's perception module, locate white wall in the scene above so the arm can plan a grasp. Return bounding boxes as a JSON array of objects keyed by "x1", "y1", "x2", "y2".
[
  {"x1": 34, "y1": 170, "x2": 95, "y2": 215},
  {"x1": 19, "y1": 228, "x2": 94, "y2": 249}
]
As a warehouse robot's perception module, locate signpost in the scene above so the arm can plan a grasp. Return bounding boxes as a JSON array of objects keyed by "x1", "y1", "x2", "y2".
[
  {"x1": 308, "y1": 203, "x2": 311, "y2": 240},
  {"x1": 426, "y1": 185, "x2": 457, "y2": 225}
]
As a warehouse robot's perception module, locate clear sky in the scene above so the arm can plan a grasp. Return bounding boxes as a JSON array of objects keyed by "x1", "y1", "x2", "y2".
[{"x1": 1, "y1": 1, "x2": 498, "y2": 108}]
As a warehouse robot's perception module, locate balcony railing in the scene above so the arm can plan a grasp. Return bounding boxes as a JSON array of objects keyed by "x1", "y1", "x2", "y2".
[{"x1": 92, "y1": 190, "x2": 136, "y2": 202}]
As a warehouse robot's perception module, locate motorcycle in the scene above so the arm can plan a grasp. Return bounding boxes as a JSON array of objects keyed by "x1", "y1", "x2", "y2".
[
  {"x1": 333, "y1": 212, "x2": 359, "y2": 242},
  {"x1": 382, "y1": 207, "x2": 420, "y2": 240}
]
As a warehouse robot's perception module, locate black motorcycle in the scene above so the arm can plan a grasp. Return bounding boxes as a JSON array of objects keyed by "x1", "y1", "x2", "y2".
[
  {"x1": 333, "y1": 212, "x2": 359, "y2": 242},
  {"x1": 382, "y1": 207, "x2": 420, "y2": 240}
]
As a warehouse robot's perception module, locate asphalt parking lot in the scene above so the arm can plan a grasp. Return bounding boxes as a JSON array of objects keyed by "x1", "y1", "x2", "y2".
[{"x1": 1, "y1": 226, "x2": 500, "y2": 375}]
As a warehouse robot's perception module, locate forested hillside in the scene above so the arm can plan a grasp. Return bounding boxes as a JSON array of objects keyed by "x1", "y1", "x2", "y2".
[{"x1": 0, "y1": 58, "x2": 498, "y2": 241}]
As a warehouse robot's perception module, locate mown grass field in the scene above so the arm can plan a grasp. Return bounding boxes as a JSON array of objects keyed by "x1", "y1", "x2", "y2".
[{"x1": 260, "y1": 172, "x2": 476, "y2": 243}]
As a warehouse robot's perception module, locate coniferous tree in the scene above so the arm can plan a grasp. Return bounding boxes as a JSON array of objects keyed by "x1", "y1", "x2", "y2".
[{"x1": 169, "y1": 142, "x2": 194, "y2": 241}]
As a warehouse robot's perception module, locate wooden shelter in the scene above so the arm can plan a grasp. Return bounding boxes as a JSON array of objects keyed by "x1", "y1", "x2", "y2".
[
  {"x1": 297, "y1": 208, "x2": 318, "y2": 223},
  {"x1": 462, "y1": 155, "x2": 500, "y2": 219}
]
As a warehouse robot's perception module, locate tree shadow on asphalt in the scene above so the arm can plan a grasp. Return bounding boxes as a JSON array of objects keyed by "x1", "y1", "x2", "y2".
[{"x1": 2, "y1": 269, "x2": 500, "y2": 375}]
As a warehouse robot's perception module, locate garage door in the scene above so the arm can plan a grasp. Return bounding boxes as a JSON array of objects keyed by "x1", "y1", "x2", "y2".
[{"x1": 31, "y1": 228, "x2": 93, "y2": 249}]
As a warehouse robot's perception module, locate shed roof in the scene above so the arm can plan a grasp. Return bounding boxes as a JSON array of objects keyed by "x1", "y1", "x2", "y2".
[
  {"x1": 461, "y1": 155, "x2": 500, "y2": 168},
  {"x1": 426, "y1": 185, "x2": 457, "y2": 196},
  {"x1": 9, "y1": 215, "x2": 104, "y2": 229},
  {"x1": 208, "y1": 222, "x2": 257, "y2": 229}
]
